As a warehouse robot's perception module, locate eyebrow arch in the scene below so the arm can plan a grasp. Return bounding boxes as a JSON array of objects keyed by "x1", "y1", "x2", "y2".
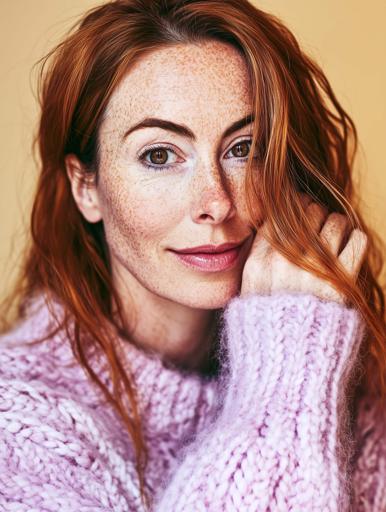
[{"x1": 122, "y1": 113, "x2": 255, "y2": 141}]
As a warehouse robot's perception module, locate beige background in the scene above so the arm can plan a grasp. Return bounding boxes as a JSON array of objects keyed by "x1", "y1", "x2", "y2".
[{"x1": 1, "y1": 0, "x2": 385, "y2": 299}]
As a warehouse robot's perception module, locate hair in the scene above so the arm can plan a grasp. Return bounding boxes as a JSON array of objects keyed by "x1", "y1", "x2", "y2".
[{"x1": 1, "y1": 0, "x2": 385, "y2": 509}]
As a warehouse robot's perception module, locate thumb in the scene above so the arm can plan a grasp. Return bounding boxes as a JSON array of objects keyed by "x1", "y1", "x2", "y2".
[
  {"x1": 248, "y1": 218, "x2": 271, "y2": 260},
  {"x1": 240, "y1": 219, "x2": 272, "y2": 296}
]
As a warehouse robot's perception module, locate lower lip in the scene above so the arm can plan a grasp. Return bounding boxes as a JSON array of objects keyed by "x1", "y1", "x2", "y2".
[{"x1": 170, "y1": 245, "x2": 243, "y2": 272}]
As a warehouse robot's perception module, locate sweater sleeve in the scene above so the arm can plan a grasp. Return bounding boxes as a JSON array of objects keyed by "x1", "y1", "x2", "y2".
[
  {"x1": 351, "y1": 394, "x2": 386, "y2": 510},
  {"x1": 152, "y1": 291, "x2": 367, "y2": 511}
]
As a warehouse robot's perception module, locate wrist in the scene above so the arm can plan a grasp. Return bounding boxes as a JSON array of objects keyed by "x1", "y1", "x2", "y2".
[{"x1": 218, "y1": 291, "x2": 366, "y2": 422}]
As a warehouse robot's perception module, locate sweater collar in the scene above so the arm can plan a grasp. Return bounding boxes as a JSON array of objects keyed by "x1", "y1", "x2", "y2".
[{"x1": 17, "y1": 292, "x2": 223, "y2": 438}]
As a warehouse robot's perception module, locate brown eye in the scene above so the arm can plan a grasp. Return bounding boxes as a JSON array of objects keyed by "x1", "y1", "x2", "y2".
[
  {"x1": 149, "y1": 148, "x2": 168, "y2": 165},
  {"x1": 231, "y1": 141, "x2": 250, "y2": 158}
]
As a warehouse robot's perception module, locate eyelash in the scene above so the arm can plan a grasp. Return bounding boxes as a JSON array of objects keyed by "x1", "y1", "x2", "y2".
[{"x1": 138, "y1": 139, "x2": 257, "y2": 172}]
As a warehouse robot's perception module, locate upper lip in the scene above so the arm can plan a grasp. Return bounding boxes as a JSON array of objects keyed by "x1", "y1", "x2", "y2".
[{"x1": 171, "y1": 238, "x2": 248, "y2": 254}]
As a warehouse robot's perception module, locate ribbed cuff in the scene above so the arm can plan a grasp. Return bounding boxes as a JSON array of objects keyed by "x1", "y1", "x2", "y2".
[{"x1": 218, "y1": 291, "x2": 366, "y2": 424}]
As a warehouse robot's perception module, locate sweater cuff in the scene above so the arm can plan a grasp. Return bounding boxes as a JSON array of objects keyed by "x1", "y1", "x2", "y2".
[{"x1": 218, "y1": 291, "x2": 366, "y2": 423}]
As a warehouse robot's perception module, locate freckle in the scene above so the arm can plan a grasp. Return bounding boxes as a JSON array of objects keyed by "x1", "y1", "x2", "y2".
[{"x1": 95, "y1": 39, "x2": 251, "y2": 318}]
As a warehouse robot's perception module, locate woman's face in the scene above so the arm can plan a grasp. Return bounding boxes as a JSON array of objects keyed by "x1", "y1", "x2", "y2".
[{"x1": 71, "y1": 40, "x2": 261, "y2": 310}]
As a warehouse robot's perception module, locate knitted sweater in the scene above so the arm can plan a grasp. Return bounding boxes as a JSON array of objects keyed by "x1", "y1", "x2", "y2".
[{"x1": 0, "y1": 291, "x2": 385, "y2": 511}]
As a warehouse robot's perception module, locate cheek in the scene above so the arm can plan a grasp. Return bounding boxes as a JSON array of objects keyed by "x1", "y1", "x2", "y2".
[{"x1": 98, "y1": 171, "x2": 184, "y2": 253}]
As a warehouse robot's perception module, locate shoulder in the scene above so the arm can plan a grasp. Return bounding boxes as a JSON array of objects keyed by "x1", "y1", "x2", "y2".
[
  {"x1": 0, "y1": 295, "x2": 141, "y2": 510},
  {"x1": 0, "y1": 294, "x2": 88, "y2": 396},
  {"x1": 0, "y1": 292, "x2": 124, "y2": 408}
]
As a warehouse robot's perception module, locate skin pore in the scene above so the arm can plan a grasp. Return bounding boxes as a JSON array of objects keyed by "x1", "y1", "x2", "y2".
[{"x1": 65, "y1": 40, "x2": 261, "y2": 375}]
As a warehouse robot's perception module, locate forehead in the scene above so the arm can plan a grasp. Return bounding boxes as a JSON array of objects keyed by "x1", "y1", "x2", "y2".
[{"x1": 102, "y1": 40, "x2": 252, "y2": 133}]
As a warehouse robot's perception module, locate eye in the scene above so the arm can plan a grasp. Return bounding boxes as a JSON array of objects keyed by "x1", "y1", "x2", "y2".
[
  {"x1": 224, "y1": 139, "x2": 257, "y2": 160},
  {"x1": 137, "y1": 138, "x2": 258, "y2": 172},
  {"x1": 138, "y1": 144, "x2": 182, "y2": 171},
  {"x1": 146, "y1": 148, "x2": 168, "y2": 165}
]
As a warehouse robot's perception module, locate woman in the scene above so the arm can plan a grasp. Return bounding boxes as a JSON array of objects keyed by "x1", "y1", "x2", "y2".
[{"x1": 0, "y1": 0, "x2": 385, "y2": 510}]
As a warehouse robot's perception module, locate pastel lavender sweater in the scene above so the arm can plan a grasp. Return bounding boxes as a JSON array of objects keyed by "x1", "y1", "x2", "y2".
[{"x1": 0, "y1": 291, "x2": 385, "y2": 511}]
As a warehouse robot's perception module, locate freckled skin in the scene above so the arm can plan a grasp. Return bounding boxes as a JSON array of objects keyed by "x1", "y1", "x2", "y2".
[{"x1": 69, "y1": 41, "x2": 262, "y2": 372}]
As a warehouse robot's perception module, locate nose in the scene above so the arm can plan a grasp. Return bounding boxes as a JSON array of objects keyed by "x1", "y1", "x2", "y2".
[{"x1": 190, "y1": 158, "x2": 236, "y2": 225}]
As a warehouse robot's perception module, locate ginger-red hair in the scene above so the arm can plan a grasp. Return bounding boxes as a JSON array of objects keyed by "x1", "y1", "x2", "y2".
[{"x1": 1, "y1": 1, "x2": 385, "y2": 509}]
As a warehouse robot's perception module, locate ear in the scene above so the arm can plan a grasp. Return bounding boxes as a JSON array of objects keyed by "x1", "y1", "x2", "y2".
[{"x1": 65, "y1": 154, "x2": 103, "y2": 223}]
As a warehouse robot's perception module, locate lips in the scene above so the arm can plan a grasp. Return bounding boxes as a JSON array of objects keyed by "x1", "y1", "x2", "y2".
[
  {"x1": 171, "y1": 246, "x2": 242, "y2": 272},
  {"x1": 169, "y1": 236, "x2": 251, "y2": 272},
  {"x1": 171, "y1": 239, "x2": 247, "y2": 254}
]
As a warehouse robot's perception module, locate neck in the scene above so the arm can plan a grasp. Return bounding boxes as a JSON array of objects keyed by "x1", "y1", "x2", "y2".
[{"x1": 111, "y1": 265, "x2": 222, "y2": 376}]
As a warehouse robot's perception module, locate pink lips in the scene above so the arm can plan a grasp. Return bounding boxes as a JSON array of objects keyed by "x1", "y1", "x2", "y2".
[
  {"x1": 169, "y1": 242, "x2": 246, "y2": 272},
  {"x1": 173, "y1": 241, "x2": 243, "y2": 254}
]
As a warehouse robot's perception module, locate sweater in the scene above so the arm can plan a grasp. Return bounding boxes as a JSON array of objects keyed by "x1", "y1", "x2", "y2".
[{"x1": 0, "y1": 290, "x2": 385, "y2": 511}]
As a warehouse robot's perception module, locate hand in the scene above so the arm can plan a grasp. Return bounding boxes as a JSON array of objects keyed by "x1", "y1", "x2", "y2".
[{"x1": 240, "y1": 195, "x2": 368, "y2": 304}]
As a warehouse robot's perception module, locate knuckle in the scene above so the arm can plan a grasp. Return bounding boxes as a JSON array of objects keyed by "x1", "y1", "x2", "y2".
[
  {"x1": 355, "y1": 229, "x2": 369, "y2": 249},
  {"x1": 323, "y1": 213, "x2": 347, "y2": 232},
  {"x1": 307, "y1": 201, "x2": 323, "y2": 212},
  {"x1": 328, "y1": 212, "x2": 347, "y2": 223}
]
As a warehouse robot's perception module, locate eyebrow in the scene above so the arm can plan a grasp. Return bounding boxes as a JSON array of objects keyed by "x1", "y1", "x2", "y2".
[{"x1": 122, "y1": 113, "x2": 255, "y2": 141}]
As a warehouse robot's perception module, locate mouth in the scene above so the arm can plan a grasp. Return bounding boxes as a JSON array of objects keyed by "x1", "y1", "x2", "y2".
[
  {"x1": 170, "y1": 234, "x2": 251, "y2": 254},
  {"x1": 169, "y1": 236, "x2": 250, "y2": 272}
]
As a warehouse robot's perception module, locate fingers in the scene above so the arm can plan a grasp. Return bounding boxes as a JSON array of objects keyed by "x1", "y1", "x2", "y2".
[
  {"x1": 308, "y1": 202, "x2": 329, "y2": 231},
  {"x1": 301, "y1": 200, "x2": 368, "y2": 282},
  {"x1": 338, "y1": 229, "x2": 368, "y2": 278},
  {"x1": 250, "y1": 196, "x2": 368, "y2": 283},
  {"x1": 319, "y1": 212, "x2": 349, "y2": 255},
  {"x1": 298, "y1": 192, "x2": 313, "y2": 209}
]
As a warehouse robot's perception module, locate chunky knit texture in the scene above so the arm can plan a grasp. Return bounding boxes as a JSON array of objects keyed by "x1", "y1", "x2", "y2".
[{"x1": 0, "y1": 291, "x2": 385, "y2": 511}]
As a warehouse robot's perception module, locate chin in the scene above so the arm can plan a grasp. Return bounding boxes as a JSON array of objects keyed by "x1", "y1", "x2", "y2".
[{"x1": 174, "y1": 282, "x2": 241, "y2": 310}]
